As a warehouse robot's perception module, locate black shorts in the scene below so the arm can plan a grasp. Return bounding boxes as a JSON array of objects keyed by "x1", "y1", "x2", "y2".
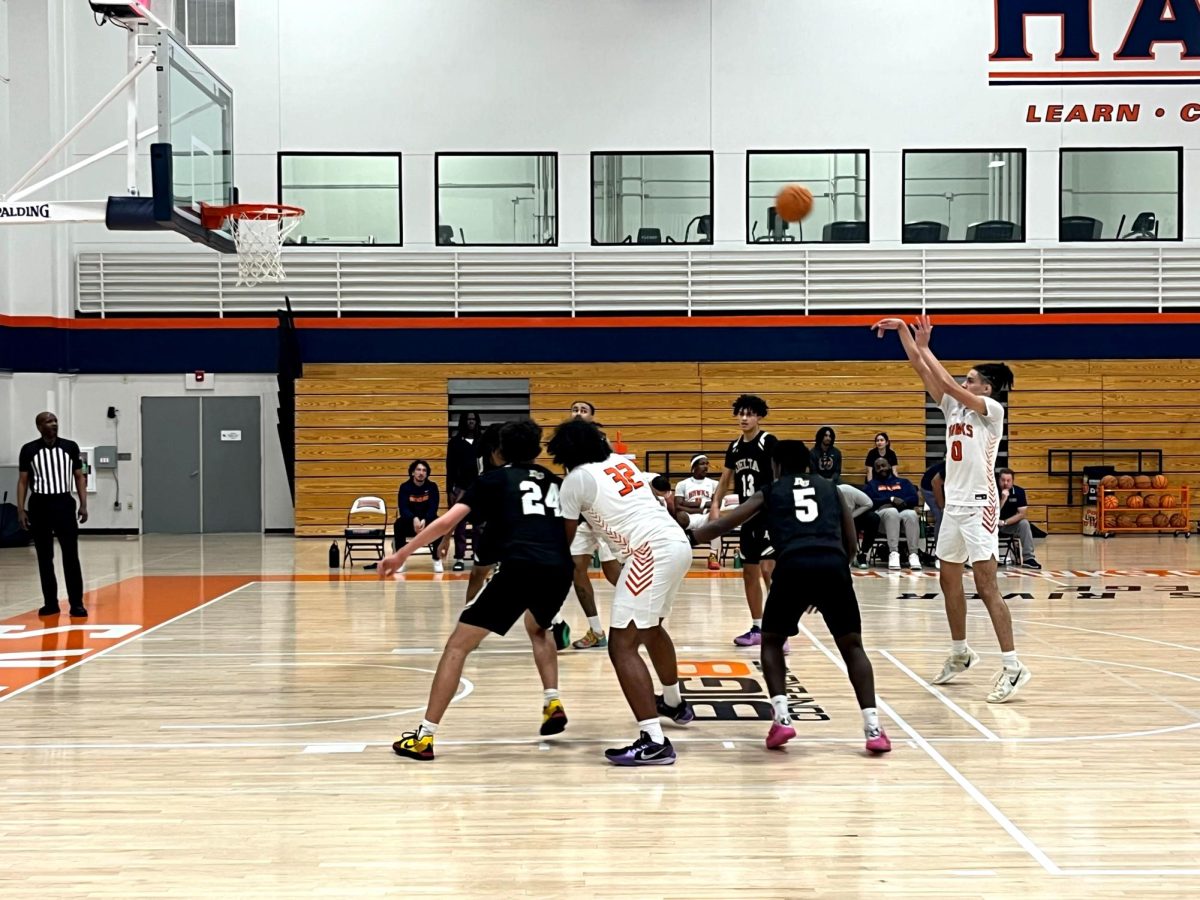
[
  {"x1": 459, "y1": 559, "x2": 573, "y2": 635},
  {"x1": 740, "y1": 520, "x2": 774, "y2": 565},
  {"x1": 762, "y1": 552, "x2": 861, "y2": 639}
]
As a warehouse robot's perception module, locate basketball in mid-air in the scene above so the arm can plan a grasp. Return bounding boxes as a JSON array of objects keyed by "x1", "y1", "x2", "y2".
[{"x1": 775, "y1": 184, "x2": 813, "y2": 223}]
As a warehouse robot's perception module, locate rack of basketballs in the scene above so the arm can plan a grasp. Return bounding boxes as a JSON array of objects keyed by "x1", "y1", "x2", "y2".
[{"x1": 1097, "y1": 474, "x2": 1192, "y2": 538}]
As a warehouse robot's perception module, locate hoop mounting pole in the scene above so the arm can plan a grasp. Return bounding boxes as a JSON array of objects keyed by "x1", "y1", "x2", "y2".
[{"x1": 126, "y1": 29, "x2": 139, "y2": 196}]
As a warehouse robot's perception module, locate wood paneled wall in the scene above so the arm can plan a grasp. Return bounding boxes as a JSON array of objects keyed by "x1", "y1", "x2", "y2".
[{"x1": 294, "y1": 360, "x2": 1200, "y2": 537}]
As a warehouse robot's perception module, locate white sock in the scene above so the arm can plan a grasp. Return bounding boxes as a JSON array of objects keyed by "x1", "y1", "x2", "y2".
[
  {"x1": 638, "y1": 717, "x2": 665, "y2": 744},
  {"x1": 551, "y1": 612, "x2": 564, "y2": 625},
  {"x1": 587, "y1": 615, "x2": 603, "y2": 634},
  {"x1": 770, "y1": 694, "x2": 791, "y2": 725},
  {"x1": 543, "y1": 688, "x2": 559, "y2": 703},
  {"x1": 861, "y1": 707, "x2": 880, "y2": 732},
  {"x1": 1002, "y1": 650, "x2": 1020, "y2": 672},
  {"x1": 662, "y1": 682, "x2": 682, "y2": 707},
  {"x1": 752, "y1": 618, "x2": 763, "y2": 629},
  {"x1": 951, "y1": 639, "x2": 969, "y2": 656},
  {"x1": 418, "y1": 718, "x2": 439, "y2": 737}
]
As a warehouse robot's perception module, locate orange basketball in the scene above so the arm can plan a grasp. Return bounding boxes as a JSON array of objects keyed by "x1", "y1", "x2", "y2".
[
  {"x1": 1153, "y1": 474, "x2": 1169, "y2": 489},
  {"x1": 1117, "y1": 475, "x2": 1136, "y2": 489},
  {"x1": 1117, "y1": 513, "x2": 1135, "y2": 528},
  {"x1": 775, "y1": 184, "x2": 813, "y2": 223},
  {"x1": 1103, "y1": 514, "x2": 1118, "y2": 529},
  {"x1": 1136, "y1": 513, "x2": 1154, "y2": 527},
  {"x1": 1160, "y1": 494, "x2": 1178, "y2": 509},
  {"x1": 1134, "y1": 475, "x2": 1152, "y2": 489},
  {"x1": 1126, "y1": 495, "x2": 1144, "y2": 509},
  {"x1": 1102, "y1": 495, "x2": 1119, "y2": 509},
  {"x1": 1170, "y1": 513, "x2": 1188, "y2": 528},
  {"x1": 1143, "y1": 494, "x2": 1160, "y2": 509},
  {"x1": 1100, "y1": 474, "x2": 1118, "y2": 488},
  {"x1": 1154, "y1": 513, "x2": 1170, "y2": 527}
]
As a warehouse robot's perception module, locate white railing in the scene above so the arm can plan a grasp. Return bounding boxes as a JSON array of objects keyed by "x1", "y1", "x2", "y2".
[{"x1": 74, "y1": 245, "x2": 1200, "y2": 316}]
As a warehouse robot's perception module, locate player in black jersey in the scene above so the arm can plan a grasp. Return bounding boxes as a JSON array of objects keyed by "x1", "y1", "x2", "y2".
[
  {"x1": 709, "y1": 394, "x2": 780, "y2": 648},
  {"x1": 381, "y1": 420, "x2": 575, "y2": 761},
  {"x1": 462, "y1": 423, "x2": 503, "y2": 604},
  {"x1": 691, "y1": 440, "x2": 891, "y2": 755}
]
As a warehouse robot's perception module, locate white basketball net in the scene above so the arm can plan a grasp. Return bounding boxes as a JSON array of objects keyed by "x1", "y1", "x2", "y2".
[{"x1": 230, "y1": 210, "x2": 303, "y2": 287}]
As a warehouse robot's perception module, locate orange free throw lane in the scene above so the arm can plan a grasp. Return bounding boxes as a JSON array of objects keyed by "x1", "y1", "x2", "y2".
[{"x1": 0, "y1": 574, "x2": 254, "y2": 702}]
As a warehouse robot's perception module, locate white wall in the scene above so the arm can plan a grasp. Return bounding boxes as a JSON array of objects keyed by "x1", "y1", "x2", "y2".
[{"x1": 4, "y1": 373, "x2": 294, "y2": 531}]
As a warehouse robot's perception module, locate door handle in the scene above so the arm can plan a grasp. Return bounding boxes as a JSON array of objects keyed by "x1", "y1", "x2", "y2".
[{"x1": 189, "y1": 471, "x2": 199, "y2": 478}]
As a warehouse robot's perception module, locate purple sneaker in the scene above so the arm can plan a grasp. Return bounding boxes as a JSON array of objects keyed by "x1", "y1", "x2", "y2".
[
  {"x1": 733, "y1": 626, "x2": 763, "y2": 646},
  {"x1": 655, "y1": 695, "x2": 695, "y2": 725},
  {"x1": 604, "y1": 732, "x2": 677, "y2": 766}
]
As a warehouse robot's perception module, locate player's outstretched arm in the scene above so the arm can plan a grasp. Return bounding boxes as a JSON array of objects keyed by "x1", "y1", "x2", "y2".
[
  {"x1": 709, "y1": 467, "x2": 734, "y2": 521},
  {"x1": 872, "y1": 316, "x2": 945, "y2": 402},
  {"x1": 690, "y1": 492, "x2": 765, "y2": 544},
  {"x1": 380, "y1": 503, "x2": 470, "y2": 577},
  {"x1": 911, "y1": 314, "x2": 991, "y2": 415}
]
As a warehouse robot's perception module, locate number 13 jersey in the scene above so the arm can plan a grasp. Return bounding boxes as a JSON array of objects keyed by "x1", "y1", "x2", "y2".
[
  {"x1": 725, "y1": 431, "x2": 778, "y2": 503},
  {"x1": 560, "y1": 454, "x2": 687, "y2": 554},
  {"x1": 461, "y1": 463, "x2": 571, "y2": 567}
]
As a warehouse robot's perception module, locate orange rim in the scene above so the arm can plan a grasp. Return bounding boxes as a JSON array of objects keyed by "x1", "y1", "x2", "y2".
[{"x1": 200, "y1": 202, "x2": 305, "y2": 231}]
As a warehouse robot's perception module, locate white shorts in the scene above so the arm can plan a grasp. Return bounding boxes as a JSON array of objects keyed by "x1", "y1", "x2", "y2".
[
  {"x1": 937, "y1": 504, "x2": 999, "y2": 565},
  {"x1": 611, "y1": 538, "x2": 692, "y2": 629},
  {"x1": 571, "y1": 519, "x2": 618, "y2": 563}
]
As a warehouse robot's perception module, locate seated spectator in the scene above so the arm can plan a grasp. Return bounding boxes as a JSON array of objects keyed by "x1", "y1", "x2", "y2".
[
  {"x1": 864, "y1": 432, "x2": 899, "y2": 482},
  {"x1": 811, "y1": 427, "x2": 842, "y2": 482},
  {"x1": 920, "y1": 460, "x2": 946, "y2": 543},
  {"x1": 395, "y1": 459, "x2": 444, "y2": 574},
  {"x1": 864, "y1": 457, "x2": 921, "y2": 570},
  {"x1": 997, "y1": 468, "x2": 1041, "y2": 569},
  {"x1": 674, "y1": 454, "x2": 721, "y2": 570},
  {"x1": 838, "y1": 482, "x2": 880, "y2": 570}
]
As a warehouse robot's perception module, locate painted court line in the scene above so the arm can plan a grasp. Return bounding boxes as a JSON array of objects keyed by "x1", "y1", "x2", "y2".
[
  {"x1": 303, "y1": 743, "x2": 367, "y2": 754},
  {"x1": 878, "y1": 649, "x2": 1000, "y2": 742},
  {"x1": 796, "y1": 622, "x2": 1061, "y2": 875}
]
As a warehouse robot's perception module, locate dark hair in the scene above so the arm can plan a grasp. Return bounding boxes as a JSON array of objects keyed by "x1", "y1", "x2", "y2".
[
  {"x1": 974, "y1": 363, "x2": 1014, "y2": 398},
  {"x1": 874, "y1": 432, "x2": 890, "y2": 445},
  {"x1": 732, "y1": 394, "x2": 768, "y2": 418},
  {"x1": 477, "y1": 423, "x2": 504, "y2": 471},
  {"x1": 773, "y1": 440, "x2": 811, "y2": 475},
  {"x1": 650, "y1": 474, "x2": 672, "y2": 492},
  {"x1": 408, "y1": 459, "x2": 431, "y2": 477},
  {"x1": 997, "y1": 467, "x2": 1015, "y2": 479},
  {"x1": 547, "y1": 418, "x2": 610, "y2": 469},
  {"x1": 499, "y1": 419, "x2": 542, "y2": 464},
  {"x1": 814, "y1": 426, "x2": 837, "y2": 447},
  {"x1": 456, "y1": 411, "x2": 481, "y2": 435},
  {"x1": 571, "y1": 400, "x2": 596, "y2": 415}
]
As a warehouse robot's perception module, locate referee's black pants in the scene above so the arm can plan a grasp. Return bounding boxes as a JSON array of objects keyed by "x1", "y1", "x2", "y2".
[{"x1": 28, "y1": 493, "x2": 84, "y2": 608}]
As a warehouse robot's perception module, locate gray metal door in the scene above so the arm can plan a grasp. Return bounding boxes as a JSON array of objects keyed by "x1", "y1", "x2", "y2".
[
  {"x1": 141, "y1": 397, "x2": 201, "y2": 534},
  {"x1": 200, "y1": 396, "x2": 262, "y2": 533}
]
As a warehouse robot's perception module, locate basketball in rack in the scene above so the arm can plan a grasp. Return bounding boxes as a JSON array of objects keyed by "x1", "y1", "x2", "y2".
[{"x1": 200, "y1": 203, "x2": 305, "y2": 287}]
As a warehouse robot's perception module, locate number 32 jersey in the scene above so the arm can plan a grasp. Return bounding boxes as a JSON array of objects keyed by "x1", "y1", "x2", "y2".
[
  {"x1": 560, "y1": 454, "x2": 687, "y2": 554},
  {"x1": 764, "y1": 474, "x2": 846, "y2": 561},
  {"x1": 461, "y1": 463, "x2": 571, "y2": 567}
]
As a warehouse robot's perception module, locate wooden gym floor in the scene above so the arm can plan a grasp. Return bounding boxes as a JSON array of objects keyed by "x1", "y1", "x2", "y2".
[{"x1": 1, "y1": 533, "x2": 1198, "y2": 898}]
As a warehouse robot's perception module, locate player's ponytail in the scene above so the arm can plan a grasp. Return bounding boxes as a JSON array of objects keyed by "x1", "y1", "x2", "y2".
[{"x1": 974, "y1": 363, "x2": 1014, "y2": 398}]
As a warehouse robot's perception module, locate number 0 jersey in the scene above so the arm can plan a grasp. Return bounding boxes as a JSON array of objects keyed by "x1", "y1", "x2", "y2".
[
  {"x1": 460, "y1": 464, "x2": 571, "y2": 567},
  {"x1": 939, "y1": 395, "x2": 1004, "y2": 509},
  {"x1": 764, "y1": 474, "x2": 847, "y2": 561},
  {"x1": 560, "y1": 454, "x2": 687, "y2": 553}
]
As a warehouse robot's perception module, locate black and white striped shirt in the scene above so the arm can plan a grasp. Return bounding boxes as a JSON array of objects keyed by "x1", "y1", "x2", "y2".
[{"x1": 18, "y1": 438, "x2": 82, "y2": 496}]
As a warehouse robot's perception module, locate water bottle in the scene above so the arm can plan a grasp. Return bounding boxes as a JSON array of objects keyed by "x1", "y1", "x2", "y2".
[{"x1": 328, "y1": 541, "x2": 339, "y2": 568}]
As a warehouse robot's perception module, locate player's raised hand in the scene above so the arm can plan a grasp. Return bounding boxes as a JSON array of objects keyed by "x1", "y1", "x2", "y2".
[
  {"x1": 871, "y1": 317, "x2": 907, "y2": 337},
  {"x1": 913, "y1": 314, "x2": 934, "y2": 347}
]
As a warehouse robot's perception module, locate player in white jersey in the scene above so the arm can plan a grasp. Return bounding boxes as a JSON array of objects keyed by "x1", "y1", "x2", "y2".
[
  {"x1": 550, "y1": 419, "x2": 694, "y2": 766},
  {"x1": 673, "y1": 455, "x2": 721, "y2": 569},
  {"x1": 873, "y1": 315, "x2": 1031, "y2": 703}
]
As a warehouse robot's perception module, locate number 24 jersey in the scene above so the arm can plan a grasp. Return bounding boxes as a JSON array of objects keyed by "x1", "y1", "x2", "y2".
[{"x1": 461, "y1": 464, "x2": 571, "y2": 567}]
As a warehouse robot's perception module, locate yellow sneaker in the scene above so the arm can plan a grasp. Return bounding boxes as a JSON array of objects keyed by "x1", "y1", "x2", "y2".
[
  {"x1": 540, "y1": 698, "x2": 568, "y2": 736},
  {"x1": 571, "y1": 628, "x2": 607, "y2": 650},
  {"x1": 393, "y1": 728, "x2": 435, "y2": 760}
]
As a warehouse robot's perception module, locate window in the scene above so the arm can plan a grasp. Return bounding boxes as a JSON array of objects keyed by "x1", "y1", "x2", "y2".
[
  {"x1": 747, "y1": 150, "x2": 868, "y2": 243},
  {"x1": 174, "y1": 0, "x2": 236, "y2": 47},
  {"x1": 902, "y1": 150, "x2": 1025, "y2": 243},
  {"x1": 435, "y1": 153, "x2": 557, "y2": 247},
  {"x1": 1060, "y1": 148, "x2": 1182, "y2": 241},
  {"x1": 592, "y1": 152, "x2": 713, "y2": 245},
  {"x1": 278, "y1": 153, "x2": 402, "y2": 246}
]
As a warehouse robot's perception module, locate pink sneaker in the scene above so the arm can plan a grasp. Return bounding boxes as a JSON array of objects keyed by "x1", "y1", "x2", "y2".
[
  {"x1": 733, "y1": 627, "x2": 762, "y2": 646},
  {"x1": 865, "y1": 728, "x2": 892, "y2": 754},
  {"x1": 766, "y1": 722, "x2": 796, "y2": 749}
]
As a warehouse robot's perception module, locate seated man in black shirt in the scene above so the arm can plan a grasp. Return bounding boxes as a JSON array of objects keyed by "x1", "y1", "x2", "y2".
[
  {"x1": 391, "y1": 459, "x2": 444, "y2": 574},
  {"x1": 997, "y1": 468, "x2": 1040, "y2": 569},
  {"x1": 381, "y1": 420, "x2": 574, "y2": 762},
  {"x1": 689, "y1": 440, "x2": 890, "y2": 756}
]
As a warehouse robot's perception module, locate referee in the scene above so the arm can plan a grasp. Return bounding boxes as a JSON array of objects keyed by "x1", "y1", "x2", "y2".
[{"x1": 16, "y1": 412, "x2": 88, "y2": 618}]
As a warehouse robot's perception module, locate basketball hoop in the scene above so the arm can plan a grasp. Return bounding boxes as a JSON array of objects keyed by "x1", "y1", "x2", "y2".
[{"x1": 200, "y1": 203, "x2": 304, "y2": 287}]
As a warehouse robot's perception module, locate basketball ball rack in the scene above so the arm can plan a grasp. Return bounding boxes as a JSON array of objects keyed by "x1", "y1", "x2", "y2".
[{"x1": 1094, "y1": 485, "x2": 1192, "y2": 539}]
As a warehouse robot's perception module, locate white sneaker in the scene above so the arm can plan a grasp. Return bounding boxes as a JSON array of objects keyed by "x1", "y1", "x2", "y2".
[
  {"x1": 397, "y1": 561, "x2": 407, "y2": 575},
  {"x1": 908, "y1": 552, "x2": 922, "y2": 570},
  {"x1": 888, "y1": 551, "x2": 901, "y2": 570},
  {"x1": 930, "y1": 647, "x2": 980, "y2": 684},
  {"x1": 432, "y1": 560, "x2": 444, "y2": 574},
  {"x1": 987, "y1": 664, "x2": 1032, "y2": 703}
]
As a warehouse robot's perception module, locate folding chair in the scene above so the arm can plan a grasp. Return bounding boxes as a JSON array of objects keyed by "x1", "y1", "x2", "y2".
[
  {"x1": 717, "y1": 495, "x2": 741, "y2": 565},
  {"x1": 343, "y1": 496, "x2": 388, "y2": 568},
  {"x1": 998, "y1": 533, "x2": 1021, "y2": 566}
]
